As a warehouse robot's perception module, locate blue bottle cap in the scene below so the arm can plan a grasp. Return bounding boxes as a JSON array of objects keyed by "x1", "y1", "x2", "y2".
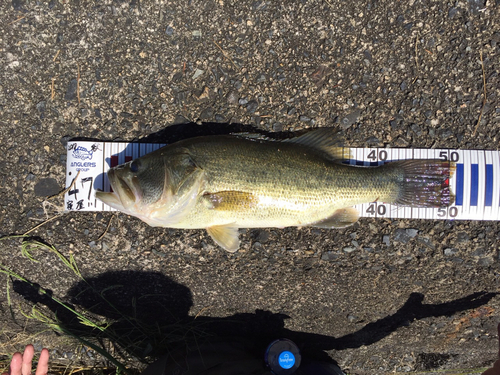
[
  {"x1": 265, "y1": 339, "x2": 301, "y2": 374},
  {"x1": 278, "y1": 351, "x2": 296, "y2": 369}
]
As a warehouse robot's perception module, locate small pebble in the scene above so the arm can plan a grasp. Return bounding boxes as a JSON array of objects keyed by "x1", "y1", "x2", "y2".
[
  {"x1": 199, "y1": 107, "x2": 214, "y2": 120},
  {"x1": 383, "y1": 235, "x2": 390, "y2": 246},
  {"x1": 227, "y1": 91, "x2": 239, "y2": 105},
  {"x1": 36, "y1": 101, "x2": 46, "y2": 113},
  {"x1": 246, "y1": 100, "x2": 258, "y2": 113},
  {"x1": 192, "y1": 69, "x2": 204, "y2": 80},
  {"x1": 406, "y1": 229, "x2": 418, "y2": 238},
  {"x1": 393, "y1": 228, "x2": 416, "y2": 243},
  {"x1": 256, "y1": 73, "x2": 266, "y2": 83},
  {"x1": 456, "y1": 232, "x2": 470, "y2": 243},
  {"x1": 340, "y1": 110, "x2": 361, "y2": 129},
  {"x1": 343, "y1": 246, "x2": 356, "y2": 253},
  {"x1": 34, "y1": 178, "x2": 60, "y2": 197},
  {"x1": 416, "y1": 236, "x2": 435, "y2": 250},
  {"x1": 444, "y1": 248, "x2": 457, "y2": 256},
  {"x1": 472, "y1": 247, "x2": 486, "y2": 257},
  {"x1": 321, "y1": 251, "x2": 338, "y2": 261},
  {"x1": 347, "y1": 314, "x2": 358, "y2": 323}
]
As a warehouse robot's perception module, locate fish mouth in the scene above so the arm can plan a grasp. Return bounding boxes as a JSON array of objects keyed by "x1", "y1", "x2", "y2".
[
  {"x1": 95, "y1": 168, "x2": 138, "y2": 210},
  {"x1": 108, "y1": 169, "x2": 137, "y2": 205}
]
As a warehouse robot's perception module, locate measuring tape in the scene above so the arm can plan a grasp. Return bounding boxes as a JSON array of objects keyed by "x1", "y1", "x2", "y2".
[{"x1": 64, "y1": 141, "x2": 498, "y2": 221}]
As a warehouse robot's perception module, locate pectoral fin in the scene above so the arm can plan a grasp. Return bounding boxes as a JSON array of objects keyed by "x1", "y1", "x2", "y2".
[
  {"x1": 312, "y1": 207, "x2": 359, "y2": 228},
  {"x1": 206, "y1": 224, "x2": 240, "y2": 252},
  {"x1": 203, "y1": 191, "x2": 258, "y2": 211}
]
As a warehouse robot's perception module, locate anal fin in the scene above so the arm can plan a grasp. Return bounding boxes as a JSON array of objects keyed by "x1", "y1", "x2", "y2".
[
  {"x1": 206, "y1": 224, "x2": 240, "y2": 252},
  {"x1": 312, "y1": 207, "x2": 359, "y2": 229}
]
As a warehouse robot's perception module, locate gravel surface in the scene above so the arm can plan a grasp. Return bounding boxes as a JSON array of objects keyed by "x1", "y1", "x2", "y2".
[{"x1": 1, "y1": 0, "x2": 500, "y2": 374}]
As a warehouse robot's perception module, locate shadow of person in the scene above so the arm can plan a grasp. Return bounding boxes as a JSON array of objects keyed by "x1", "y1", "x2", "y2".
[{"x1": 12, "y1": 271, "x2": 498, "y2": 368}]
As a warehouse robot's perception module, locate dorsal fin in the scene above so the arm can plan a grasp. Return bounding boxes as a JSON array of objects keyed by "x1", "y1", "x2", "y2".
[
  {"x1": 231, "y1": 132, "x2": 270, "y2": 141},
  {"x1": 282, "y1": 127, "x2": 351, "y2": 160},
  {"x1": 234, "y1": 128, "x2": 351, "y2": 160}
]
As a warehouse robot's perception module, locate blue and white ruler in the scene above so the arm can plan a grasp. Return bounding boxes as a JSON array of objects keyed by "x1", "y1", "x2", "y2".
[{"x1": 65, "y1": 141, "x2": 499, "y2": 221}]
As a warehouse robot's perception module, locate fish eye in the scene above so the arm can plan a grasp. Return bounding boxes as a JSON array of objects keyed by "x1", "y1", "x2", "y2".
[{"x1": 130, "y1": 160, "x2": 140, "y2": 173}]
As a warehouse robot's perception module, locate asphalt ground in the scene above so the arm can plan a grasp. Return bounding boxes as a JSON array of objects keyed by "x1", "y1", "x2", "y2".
[{"x1": 1, "y1": 0, "x2": 500, "y2": 374}]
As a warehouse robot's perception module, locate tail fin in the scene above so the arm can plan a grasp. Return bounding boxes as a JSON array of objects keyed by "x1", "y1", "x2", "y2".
[{"x1": 391, "y1": 160, "x2": 455, "y2": 208}]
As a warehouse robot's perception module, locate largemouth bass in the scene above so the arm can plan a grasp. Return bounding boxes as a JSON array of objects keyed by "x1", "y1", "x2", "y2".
[{"x1": 96, "y1": 128, "x2": 454, "y2": 252}]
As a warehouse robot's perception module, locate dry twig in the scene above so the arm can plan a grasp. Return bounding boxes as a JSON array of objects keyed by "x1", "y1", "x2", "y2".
[
  {"x1": 53, "y1": 49, "x2": 60, "y2": 62},
  {"x1": 8, "y1": 15, "x2": 26, "y2": 25},
  {"x1": 23, "y1": 214, "x2": 63, "y2": 236},
  {"x1": 98, "y1": 214, "x2": 116, "y2": 241},
  {"x1": 213, "y1": 41, "x2": 239, "y2": 70},
  {"x1": 51, "y1": 77, "x2": 56, "y2": 100}
]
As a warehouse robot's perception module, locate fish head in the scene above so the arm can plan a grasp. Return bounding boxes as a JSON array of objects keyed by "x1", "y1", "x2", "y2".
[
  {"x1": 95, "y1": 154, "x2": 171, "y2": 217},
  {"x1": 95, "y1": 148, "x2": 204, "y2": 227}
]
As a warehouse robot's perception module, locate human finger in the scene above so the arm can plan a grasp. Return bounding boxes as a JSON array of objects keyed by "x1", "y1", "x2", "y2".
[
  {"x1": 3, "y1": 353, "x2": 22, "y2": 375},
  {"x1": 21, "y1": 345, "x2": 34, "y2": 375},
  {"x1": 34, "y1": 349, "x2": 49, "y2": 375}
]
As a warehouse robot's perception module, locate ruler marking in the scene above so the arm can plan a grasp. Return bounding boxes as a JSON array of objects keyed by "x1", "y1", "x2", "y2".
[
  {"x1": 484, "y1": 151, "x2": 493, "y2": 220},
  {"x1": 485, "y1": 164, "x2": 493, "y2": 207},
  {"x1": 469, "y1": 151, "x2": 478, "y2": 217},
  {"x1": 455, "y1": 164, "x2": 464, "y2": 206},
  {"x1": 464, "y1": 150, "x2": 471, "y2": 216},
  {"x1": 470, "y1": 164, "x2": 479, "y2": 207},
  {"x1": 478, "y1": 151, "x2": 484, "y2": 219}
]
